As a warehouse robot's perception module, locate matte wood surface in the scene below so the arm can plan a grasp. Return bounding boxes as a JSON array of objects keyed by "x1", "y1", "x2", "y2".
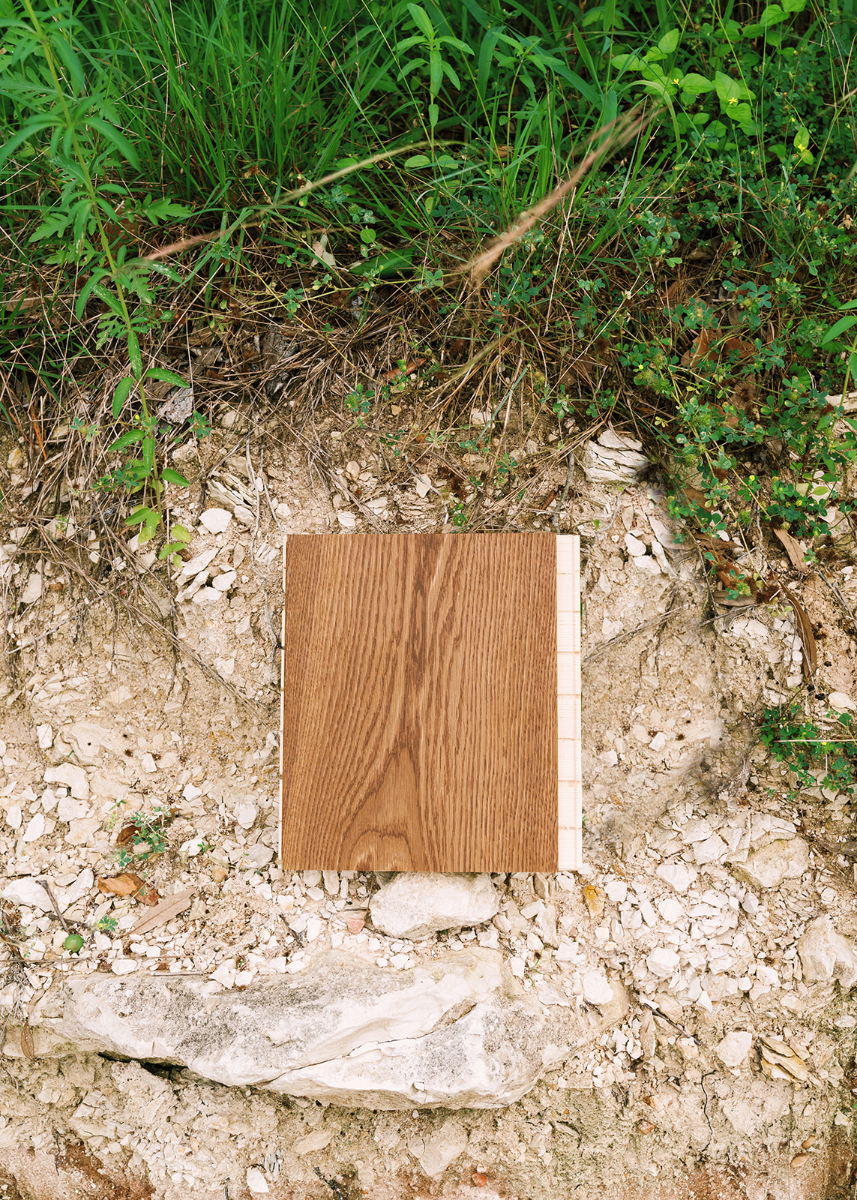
[{"x1": 281, "y1": 533, "x2": 559, "y2": 872}]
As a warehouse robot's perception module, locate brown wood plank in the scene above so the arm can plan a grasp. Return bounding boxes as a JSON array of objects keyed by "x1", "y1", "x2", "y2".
[
  {"x1": 556, "y1": 535, "x2": 582, "y2": 870},
  {"x1": 280, "y1": 533, "x2": 558, "y2": 872}
]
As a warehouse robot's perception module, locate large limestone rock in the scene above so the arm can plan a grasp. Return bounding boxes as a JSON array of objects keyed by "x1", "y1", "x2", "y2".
[
  {"x1": 34, "y1": 949, "x2": 616, "y2": 1110},
  {"x1": 798, "y1": 916, "x2": 857, "y2": 988},
  {"x1": 65, "y1": 721, "x2": 128, "y2": 765},
  {"x1": 369, "y1": 872, "x2": 499, "y2": 939},
  {"x1": 731, "y1": 837, "x2": 809, "y2": 889}
]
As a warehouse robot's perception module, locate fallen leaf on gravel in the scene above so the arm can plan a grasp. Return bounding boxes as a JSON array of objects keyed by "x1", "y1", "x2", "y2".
[
  {"x1": 20, "y1": 1025, "x2": 34, "y2": 1061},
  {"x1": 97, "y1": 872, "x2": 145, "y2": 899},
  {"x1": 582, "y1": 884, "x2": 604, "y2": 920},
  {"x1": 782, "y1": 588, "x2": 817, "y2": 678},
  {"x1": 131, "y1": 890, "x2": 194, "y2": 937},
  {"x1": 140, "y1": 887, "x2": 160, "y2": 907},
  {"x1": 773, "y1": 528, "x2": 808, "y2": 571}
]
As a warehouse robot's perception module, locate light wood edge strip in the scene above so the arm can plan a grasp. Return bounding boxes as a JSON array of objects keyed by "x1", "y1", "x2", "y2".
[
  {"x1": 278, "y1": 535, "x2": 287, "y2": 868},
  {"x1": 556, "y1": 535, "x2": 581, "y2": 871}
]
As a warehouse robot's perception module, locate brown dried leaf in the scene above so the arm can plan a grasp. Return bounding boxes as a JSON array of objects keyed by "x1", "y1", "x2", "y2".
[
  {"x1": 759, "y1": 1035, "x2": 810, "y2": 1083},
  {"x1": 582, "y1": 884, "x2": 604, "y2": 920},
  {"x1": 773, "y1": 527, "x2": 808, "y2": 571},
  {"x1": 380, "y1": 357, "x2": 427, "y2": 384},
  {"x1": 20, "y1": 1024, "x2": 34, "y2": 1061},
  {"x1": 130, "y1": 890, "x2": 194, "y2": 937},
  {"x1": 729, "y1": 377, "x2": 757, "y2": 412},
  {"x1": 116, "y1": 823, "x2": 138, "y2": 846},
  {"x1": 782, "y1": 588, "x2": 817, "y2": 678},
  {"x1": 97, "y1": 872, "x2": 145, "y2": 899},
  {"x1": 723, "y1": 336, "x2": 756, "y2": 361},
  {"x1": 139, "y1": 887, "x2": 160, "y2": 908},
  {"x1": 763, "y1": 1061, "x2": 800, "y2": 1083},
  {"x1": 663, "y1": 280, "x2": 682, "y2": 309},
  {"x1": 681, "y1": 327, "x2": 714, "y2": 368}
]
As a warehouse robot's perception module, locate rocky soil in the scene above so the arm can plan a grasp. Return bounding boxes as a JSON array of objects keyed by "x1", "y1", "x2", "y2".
[{"x1": 1, "y1": 415, "x2": 856, "y2": 1199}]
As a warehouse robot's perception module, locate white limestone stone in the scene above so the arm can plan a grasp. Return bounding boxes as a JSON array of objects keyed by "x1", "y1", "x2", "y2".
[
  {"x1": 370, "y1": 873, "x2": 499, "y2": 940},
  {"x1": 716, "y1": 1030, "x2": 752, "y2": 1068},
  {"x1": 39, "y1": 949, "x2": 618, "y2": 1109},
  {"x1": 2, "y1": 877, "x2": 53, "y2": 912},
  {"x1": 245, "y1": 1166, "x2": 269, "y2": 1193},
  {"x1": 44, "y1": 763, "x2": 89, "y2": 800},
  {"x1": 410, "y1": 1120, "x2": 468, "y2": 1177},
  {"x1": 21, "y1": 813, "x2": 44, "y2": 843},
  {"x1": 732, "y1": 838, "x2": 809, "y2": 890},
  {"x1": 200, "y1": 508, "x2": 233, "y2": 534},
  {"x1": 582, "y1": 970, "x2": 614, "y2": 1006},
  {"x1": 655, "y1": 863, "x2": 695, "y2": 893},
  {"x1": 646, "y1": 948, "x2": 679, "y2": 978},
  {"x1": 798, "y1": 917, "x2": 857, "y2": 988}
]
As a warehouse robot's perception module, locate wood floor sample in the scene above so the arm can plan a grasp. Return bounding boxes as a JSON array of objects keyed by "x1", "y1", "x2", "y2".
[{"x1": 280, "y1": 533, "x2": 574, "y2": 873}]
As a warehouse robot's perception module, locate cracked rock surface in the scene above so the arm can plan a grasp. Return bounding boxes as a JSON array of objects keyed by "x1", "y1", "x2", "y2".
[{"x1": 36, "y1": 948, "x2": 623, "y2": 1108}]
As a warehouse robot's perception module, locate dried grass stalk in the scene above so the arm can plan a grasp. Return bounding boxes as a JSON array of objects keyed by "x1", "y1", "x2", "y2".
[{"x1": 464, "y1": 110, "x2": 651, "y2": 292}]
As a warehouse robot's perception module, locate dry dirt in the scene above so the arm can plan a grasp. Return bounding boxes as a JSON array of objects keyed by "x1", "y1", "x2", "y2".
[{"x1": 0, "y1": 410, "x2": 856, "y2": 1199}]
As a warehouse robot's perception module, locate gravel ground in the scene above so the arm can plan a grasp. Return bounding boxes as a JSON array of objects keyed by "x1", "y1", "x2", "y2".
[{"x1": 1, "y1": 421, "x2": 856, "y2": 1199}]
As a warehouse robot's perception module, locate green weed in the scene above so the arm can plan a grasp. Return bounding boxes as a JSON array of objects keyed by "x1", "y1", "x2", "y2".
[
  {"x1": 760, "y1": 701, "x2": 857, "y2": 798},
  {"x1": 1, "y1": 0, "x2": 857, "y2": 582},
  {"x1": 110, "y1": 805, "x2": 172, "y2": 869}
]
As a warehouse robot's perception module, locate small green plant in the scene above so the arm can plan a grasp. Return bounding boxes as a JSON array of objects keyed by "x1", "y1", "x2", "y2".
[
  {"x1": 450, "y1": 500, "x2": 468, "y2": 527},
  {"x1": 96, "y1": 915, "x2": 118, "y2": 935},
  {"x1": 112, "y1": 805, "x2": 171, "y2": 868},
  {"x1": 158, "y1": 521, "x2": 192, "y2": 569},
  {"x1": 188, "y1": 410, "x2": 213, "y2": 441},
  {"x1": 760, "y1": 702, "x2": 857, "y2": 796},
  {"x1": 345, "y1": 383, "x2": 373, "y2": 419},
  {"x1": 394, "y1": 4, "x2": 473, "y2": 135},
  {"x1": 70, "y1": 417, "x2": 99, "y2": 443}
]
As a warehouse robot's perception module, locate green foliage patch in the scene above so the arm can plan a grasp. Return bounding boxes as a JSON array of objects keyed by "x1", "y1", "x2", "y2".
[{"x1": 1, "y1": 0, "x2": 857, "y2": 603}]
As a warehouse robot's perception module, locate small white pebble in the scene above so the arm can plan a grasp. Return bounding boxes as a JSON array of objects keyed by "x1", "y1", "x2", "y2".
[{"x1": 199, "y1": 508, "x2": 233, "y2": 534}]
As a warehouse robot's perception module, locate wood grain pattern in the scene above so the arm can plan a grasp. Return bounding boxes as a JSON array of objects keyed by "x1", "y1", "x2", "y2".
[
  {"x1": 556, "y1": 535, "x2": 582, "y2": 870},
  {"x1": 281, "y1": 533, "x2": 559, "y2": 872}
]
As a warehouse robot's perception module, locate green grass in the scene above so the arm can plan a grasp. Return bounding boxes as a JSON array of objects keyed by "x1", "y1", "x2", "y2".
[{"x1": 2, "y1": 0, "x2": 857, "y2": 585}]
